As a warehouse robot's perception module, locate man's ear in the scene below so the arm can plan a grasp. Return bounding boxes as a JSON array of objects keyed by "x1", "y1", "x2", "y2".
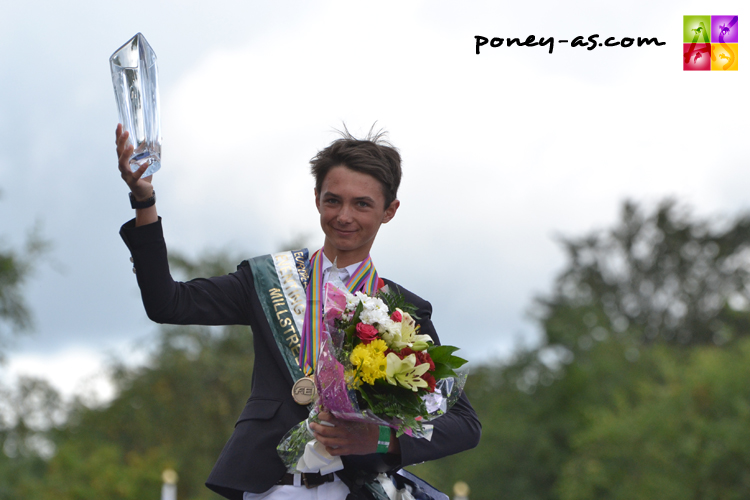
[
  {"x1": 314, "y1": 188, "x2": 321, "y2": 213},
  {"x1": 382, "y1": 199, "x2": 400, "y2": 224}
]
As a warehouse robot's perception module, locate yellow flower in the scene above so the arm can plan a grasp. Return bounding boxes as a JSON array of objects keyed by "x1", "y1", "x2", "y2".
[
  {"x1": 360, "y1": 353, "x2": 387, "y2": 385},
  {"x1": 369, "y1": 339, "x2": 388, "y2": 354},
  {"x1": 350, "y1": 342, "x2": 388, "y2": 386},
  {"x1": 350, "y1": 344, "x2": 371, "y2": 367}
]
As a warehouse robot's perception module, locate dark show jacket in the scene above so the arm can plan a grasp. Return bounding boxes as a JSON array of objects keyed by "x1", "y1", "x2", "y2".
[{"x1": 120, "y1": 218, "x2": 482, "y2": 500}]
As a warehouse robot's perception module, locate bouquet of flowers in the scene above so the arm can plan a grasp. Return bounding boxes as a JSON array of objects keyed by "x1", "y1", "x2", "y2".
[{"x1": 278, "y1": 275, "x2": 468, "y2": 474}]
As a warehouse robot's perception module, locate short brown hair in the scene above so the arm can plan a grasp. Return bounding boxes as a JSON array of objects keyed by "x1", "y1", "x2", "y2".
[{"x1": 310, "y1": 126, "x2": 402, "y2": 209}]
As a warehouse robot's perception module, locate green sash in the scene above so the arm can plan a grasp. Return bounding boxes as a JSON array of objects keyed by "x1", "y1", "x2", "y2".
[{"x1": 248, "y1": 249, "x2": 310, "y2": 383}]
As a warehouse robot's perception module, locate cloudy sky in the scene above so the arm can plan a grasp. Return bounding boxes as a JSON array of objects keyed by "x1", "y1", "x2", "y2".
[{"x1": 1, "y1": 0, "x2": 747, "y2": 400}]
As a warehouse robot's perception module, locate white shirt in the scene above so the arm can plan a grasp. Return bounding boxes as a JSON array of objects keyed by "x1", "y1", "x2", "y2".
[{"x1": 320, "y1": 252, "x2": 363, "y2": 288}]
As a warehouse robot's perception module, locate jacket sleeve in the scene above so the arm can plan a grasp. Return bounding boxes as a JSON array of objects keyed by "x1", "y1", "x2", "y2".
[
  {"x1": 385, "y1": 283, "x2": 482, "y2": 466},
  {"x1": 119, "y1": 218, "x2": 252, "y2": 326}
]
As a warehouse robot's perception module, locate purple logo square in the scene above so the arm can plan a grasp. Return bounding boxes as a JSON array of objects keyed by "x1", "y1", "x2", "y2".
[{"x1": 712, "y1": 15, "x2": 738, "y2": 43}]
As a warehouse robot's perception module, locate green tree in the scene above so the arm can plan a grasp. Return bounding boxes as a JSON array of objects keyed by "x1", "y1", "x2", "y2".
[
  {"x1": 558, "y1": 339, "x2": 750, "y2": 500},
  {"x1": 14, "y1": 250, "x2": 255, "y2": 499},
  {"x1": 0, "y1": 200, "x2": 52, "y2": 498},
  {"x1": 538, "y1": 199, "x2": 750, "y2": 348},
  {"x1": 0, "y1": 377, "x2": 63, "y2": 500},
  {"x1": 410, "y1": 200, "x2": 750, "y2": 500},
  {"x1": 0, "y1": 220, "x2": 48, "y2": 357}
]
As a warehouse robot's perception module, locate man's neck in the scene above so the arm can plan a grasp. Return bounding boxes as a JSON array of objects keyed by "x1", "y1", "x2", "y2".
[{"x1": 321, "y1": 242, "x2": 370, "y2": 268}]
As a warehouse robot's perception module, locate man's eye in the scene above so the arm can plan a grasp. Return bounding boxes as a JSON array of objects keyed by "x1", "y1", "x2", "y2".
[
  {"x1": 357, "y1": 201, "x2": 371, "y2": 208},
  {"x1": 325, "y1": 198, "x2": 339, "y2": 204}
]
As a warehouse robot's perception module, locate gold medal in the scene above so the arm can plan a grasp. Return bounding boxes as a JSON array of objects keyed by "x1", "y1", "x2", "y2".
[{"x1": 291, "y1": 376, "x2": 317, "y2": 405}]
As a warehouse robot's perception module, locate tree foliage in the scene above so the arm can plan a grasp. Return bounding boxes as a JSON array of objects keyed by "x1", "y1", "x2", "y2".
[
  {"x1": 1, "y1": 249, "x2": 254, "y2": 499},
  {"x1": 409, "y1": 199, "x2": 750, "y2": 499},
  {"x1": 0, "y1": 221, "x2": 48, "y2": 358},
  {"x1": 538, "y1": 199, "x2": 750, "y2": 348}
]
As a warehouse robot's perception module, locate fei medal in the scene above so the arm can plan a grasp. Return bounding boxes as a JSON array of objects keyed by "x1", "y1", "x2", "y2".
[{"x1": 292, "y1": 376, "x2": 316, "y2": 405}]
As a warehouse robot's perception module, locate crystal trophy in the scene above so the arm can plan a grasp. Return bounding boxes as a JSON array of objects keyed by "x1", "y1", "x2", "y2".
[{"x1": 110, "y1": 33, "x2": 162, "y2": 177}]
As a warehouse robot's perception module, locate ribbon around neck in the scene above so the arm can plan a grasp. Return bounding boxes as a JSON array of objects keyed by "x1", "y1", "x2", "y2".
[{"x1": 299, "y1": 250, "x2": 380, "y2": 373}]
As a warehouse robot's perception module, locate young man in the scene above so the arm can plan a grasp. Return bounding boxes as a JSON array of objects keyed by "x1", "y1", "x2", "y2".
[{"x1": 116, "y1": 125, "x2": 481, "y2": 500}]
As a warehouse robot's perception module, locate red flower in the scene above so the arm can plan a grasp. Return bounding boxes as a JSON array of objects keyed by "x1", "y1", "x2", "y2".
[
  {"x1": 422, "y1": 372, "x2": 436, "y2": 393},
  {"x1": 398, "y1": 347, "x2": 415, "y2": 358},
  {"x1": 416, "y1": 351, "x2": 435, "y2": 372},
  {"x1": 395, "y1": 347, "x2": 435, "y2": 372},
  {"x1": 390, "y1": 310, "x2": 402, "y2": 322},
  {"x1": 378, "y1": 277, "x2": 386, "y2": 290},
  {"x1": 356, "y1": 322, "x2": 379, "y2": 343}
]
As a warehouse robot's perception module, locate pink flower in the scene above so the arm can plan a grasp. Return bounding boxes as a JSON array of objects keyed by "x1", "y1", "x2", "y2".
[
  {"x1": 356, "y1": 322, "x2": 379, "y2": 344},
  {"x1": 390, "y1": 310, "x2": 402, "y2": 322}
]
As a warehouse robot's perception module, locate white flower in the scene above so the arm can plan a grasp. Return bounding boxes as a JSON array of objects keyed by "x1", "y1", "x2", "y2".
[
  {"x1": 382, "y1": 325, "x2": 407, "y2": 350},
  {"x1": 344, "y1": 291, "x2": 360, "y2": 312},
  {"x1": 360, "y1": 307, "x2": 390, "y2": 326},
  {"x1": 398, "y1": 312, "x2": 433, "y2": 347},
  {"x1": 356, "y1": 294, "x2": 390, "y2": 325}
]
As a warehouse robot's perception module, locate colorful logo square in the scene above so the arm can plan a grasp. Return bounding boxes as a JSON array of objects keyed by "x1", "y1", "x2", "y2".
[
  {"x1": 683, "y1": 15, "x2": 738, "y2": 71},
  {"x1": 712, "y1": 43, "x2": 738, "y2": 71},
  {"x1": 712, "y1": 15, "x2": 739, "y2": 43},
  {"x1": 683, "y1": 43, "x2": 711, "y2": 70},
  {"x1": 684, "y1": 15, "x2": 711, "y2": 43}
]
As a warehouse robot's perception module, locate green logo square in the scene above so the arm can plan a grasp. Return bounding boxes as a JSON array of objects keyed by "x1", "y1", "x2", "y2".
[{"x1": 684, "y1": 15, "x2": 711, "y2": 43}]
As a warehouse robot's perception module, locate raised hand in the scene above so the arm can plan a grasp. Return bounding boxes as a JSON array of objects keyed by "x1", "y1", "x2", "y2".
[
  {"x1": 116, "y1": 123, "x2": 158, "y2": 226},
  {"x1": 116, "y1": 123, "x2": 153, "y2": 201}
]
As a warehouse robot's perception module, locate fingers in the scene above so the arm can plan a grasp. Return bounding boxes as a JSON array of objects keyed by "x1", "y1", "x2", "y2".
[
  {"x1": 118, "y1": 143, "x2": 135, "y2": 180},
  {"x1": 116, "y1": 127, "x2": 135, "y2": 175},
  {"x1": 310, "y1": 419, "x2": 339, "y2": 440},
  {"x1": 116, "y1": 125, "x2": 128, "y2": 149},
  {"x1": 132, "y1": 161, "x2": 149, "y2": 182},
  {"x1": 115, "y1": 124, "x2": 154, "y2": 200},
  {"x1": 310, "y1": 424, "x2": 348, "y2": 455},
  {"x1": 117, "y1": 134, "x2": 131, "y2": 158},
  {"x1": 310, "y1": 417, "x2": 375, "y2": 456}
]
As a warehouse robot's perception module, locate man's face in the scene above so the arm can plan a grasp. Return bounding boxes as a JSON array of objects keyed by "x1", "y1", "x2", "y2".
[{"x1": 315, "y1": 165, "x2": 399, "y2": 266}]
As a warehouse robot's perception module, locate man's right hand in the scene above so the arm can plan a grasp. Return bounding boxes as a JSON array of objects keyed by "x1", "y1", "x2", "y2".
[
  {"x1": 116, "y1": 123, "x2": 153, "y2": 200},
  {"x1": 117, "y1": 124, "x2": 158, "y2": 226}
]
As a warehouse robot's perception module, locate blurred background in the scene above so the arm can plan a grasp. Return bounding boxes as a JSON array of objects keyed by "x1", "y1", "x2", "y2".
[{"x1": 1, "y1": 0, "x2": 748, "y2": 498}]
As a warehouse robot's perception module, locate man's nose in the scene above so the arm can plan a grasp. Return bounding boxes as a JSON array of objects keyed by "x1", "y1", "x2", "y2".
[{"x1": 337, "y1": 204, "x2": 354, "y2": 223}]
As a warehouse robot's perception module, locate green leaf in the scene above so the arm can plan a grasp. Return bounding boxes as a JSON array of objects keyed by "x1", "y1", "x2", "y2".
[
  {"x1": 429, "y1": 346, "x2": 466, "y2": 367},
  {"x1": 378, "y1": 289, "x2": 420, "y2": 320},
  {"x1": 448, "y1": 354, "x2": 468, "y2": 369},
  {"x1": 352, "y1": 300, "x2": 364, "y2": 324},
  {"x1": 427, "y1": 345, "x2": 460, "y2": 361},
  {"x1": 431, "y1": 363, "x2": 458, "y2": 380}
]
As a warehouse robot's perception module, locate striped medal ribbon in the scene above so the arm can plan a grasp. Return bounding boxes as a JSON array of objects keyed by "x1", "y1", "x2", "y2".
[{"x1": 299, "y1": 250, "x2": 379, "y2": 374}]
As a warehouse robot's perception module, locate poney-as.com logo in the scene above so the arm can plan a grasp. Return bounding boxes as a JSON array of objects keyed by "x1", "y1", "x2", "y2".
[{"x1": 683, "y1": 15, "x2": 738, "y2": 71}]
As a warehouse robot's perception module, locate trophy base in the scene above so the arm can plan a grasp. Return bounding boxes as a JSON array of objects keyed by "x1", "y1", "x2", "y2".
[{"x1": 129, "y1": 154, "x2": 161, "y2": 177}]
